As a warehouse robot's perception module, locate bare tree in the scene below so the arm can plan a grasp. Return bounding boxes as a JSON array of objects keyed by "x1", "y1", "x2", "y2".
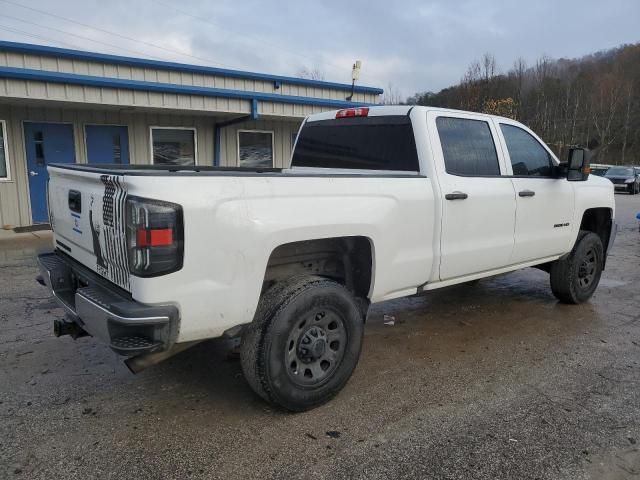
[
  {"x1": 462, "y1": 60, "x2": 481, "y2": 84},
  {"x1": 481, "y1": 52, "x2": 497, "y2": 82},
  {"x1": 591, "y1": 73, "x2": 623, "y2": 160},
  {"x1": 297, "y1": 66, "x2": 325, "y2": 81},
  {"x1": 510, "y1": 57, "x2": 527, "y2": 119},
  {"x1": 620, "y1": 81, "x2": 634, "y2": 163},
  {"x1": 569, "y1": 86, "x2": 581, "y2": 146},
  {"x1": 382, "y1": 83, "x2": 403, "y2": 105},
  {"x1": 534, "y1": 55, "x2": 553, "y2": 84},
  {"x1": 512, "y1": 58, "x2": 526, "y2": 95}
]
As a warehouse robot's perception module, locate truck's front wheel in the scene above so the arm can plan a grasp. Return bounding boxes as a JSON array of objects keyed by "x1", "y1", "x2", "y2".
[
  {"x1": 241, "y1": 276, "x2": 364, "y2": 411},
  {"x1": 549, "y1": 231, "x2": 603, "y2": 304}
]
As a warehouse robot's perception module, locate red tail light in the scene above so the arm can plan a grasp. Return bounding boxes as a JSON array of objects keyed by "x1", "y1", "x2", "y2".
[
  {"x1": 136, "y1": 228, "x2": 174, "y2": 247},
  {"x1": 335, "y1": 107, "x2": 369, "y2": 119},
  {"x1": 126, "y1": 196, "x2": 183, "y2": 277}
]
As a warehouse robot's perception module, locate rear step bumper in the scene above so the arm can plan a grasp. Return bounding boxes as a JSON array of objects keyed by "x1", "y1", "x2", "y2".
[{"x1": 37, "y1": 251, "x2": 178, "y2": 356}]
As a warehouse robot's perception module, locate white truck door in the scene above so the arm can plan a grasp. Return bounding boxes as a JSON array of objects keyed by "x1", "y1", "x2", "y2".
[
  {"x1": 427, "y1": 111, "x2": 516, "y2": 280},
  {"x1": 494, "y1": 120, "x2": 575, "y2": 264}
]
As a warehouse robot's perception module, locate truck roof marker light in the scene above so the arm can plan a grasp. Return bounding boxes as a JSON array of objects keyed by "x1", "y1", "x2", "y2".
[{"x1": 335, "y1": 107, "x2": 369, "y2": 119}]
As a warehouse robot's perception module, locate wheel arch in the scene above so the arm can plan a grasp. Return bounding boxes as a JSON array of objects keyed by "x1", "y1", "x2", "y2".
[
  {"x1": 579, "y1": 207, "x2": 613, "y2": 253},
  {"x1": 261, "y1": 235, "x2": 375, "y2": 302}
]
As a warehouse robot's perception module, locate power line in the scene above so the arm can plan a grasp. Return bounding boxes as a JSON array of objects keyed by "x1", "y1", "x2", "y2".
[
  {"x1": 0, "y1": 13, "x2": 168, "y2": 61},
  {"x1": 0, "y1": 23, "x2": 94, "y2": 51},
  {"x1": 0, "y1": 0, "x2": 245, "y2": 70}
]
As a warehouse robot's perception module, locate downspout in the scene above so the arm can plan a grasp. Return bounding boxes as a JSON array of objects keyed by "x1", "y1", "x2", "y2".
[{"x1": 214, "y1": 98, "x2": 259, "y2": 166}]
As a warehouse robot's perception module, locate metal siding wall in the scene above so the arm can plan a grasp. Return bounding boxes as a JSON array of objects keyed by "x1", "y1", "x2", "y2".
[
  {"x1": 219, "y1": 119, "x2": 301, "y2": 168},
  {"x1": 0, "y1": 52, "x2": 378, "y2": 105},
  {"x1": 1, "y1": 78, "x2": 260, "y2": 116},
  {"x1": 0, "y1": 105, "x2": 30, "y2": 227}
]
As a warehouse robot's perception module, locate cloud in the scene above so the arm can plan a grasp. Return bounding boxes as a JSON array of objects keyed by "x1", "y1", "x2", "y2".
[{"x1": 0, "y1": 0, "x2": 638, "y2": 98}]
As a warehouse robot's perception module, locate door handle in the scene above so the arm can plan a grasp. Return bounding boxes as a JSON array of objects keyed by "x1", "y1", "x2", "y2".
[
  {"x1": 29, "y1": 171, "x2": 39, "y2": 177},
  {"x1": 518, "y1": 190, "x2": 535, "y2": 197},
  {"x1": 445, "y1": 192, "x2": 468, "y2": 200}
]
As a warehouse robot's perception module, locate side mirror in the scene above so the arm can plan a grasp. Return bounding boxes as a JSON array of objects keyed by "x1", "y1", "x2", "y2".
[{"x1": 567, "y1": 148, "x2": 590, "y2": 181}]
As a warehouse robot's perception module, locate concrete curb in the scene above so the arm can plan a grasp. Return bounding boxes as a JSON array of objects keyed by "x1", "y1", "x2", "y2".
[{"x1": 0, "y1": 229, "x2": 53, "y2": 242}]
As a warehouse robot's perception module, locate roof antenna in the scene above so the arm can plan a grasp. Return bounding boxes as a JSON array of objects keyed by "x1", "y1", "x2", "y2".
[{"x1": 346, "y1": 60, "x2": 361, "y2": 101}]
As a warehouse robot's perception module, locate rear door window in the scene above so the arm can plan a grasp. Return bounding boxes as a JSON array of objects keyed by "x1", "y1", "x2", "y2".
[
  {"x1": 291, "y1": 116, "x2": 419, "y2": 172},
  {"x1": 436, "y1": 117, "x2": 501, "y2": 176}
]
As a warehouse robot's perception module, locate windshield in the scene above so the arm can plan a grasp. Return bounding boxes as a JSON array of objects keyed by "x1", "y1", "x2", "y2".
[{"x1": 606, "y1": 167, "x2": 634, "y2": 176}]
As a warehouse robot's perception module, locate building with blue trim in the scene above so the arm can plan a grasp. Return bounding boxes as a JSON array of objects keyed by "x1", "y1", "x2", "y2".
[{"x1": 0, "y1": 41, "x2": 382, "y2": 226}]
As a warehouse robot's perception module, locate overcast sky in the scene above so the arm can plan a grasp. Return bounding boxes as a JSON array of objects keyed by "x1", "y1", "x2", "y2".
[{"x1": 0, "y1": 0, "x2": 638, "y2": 98}]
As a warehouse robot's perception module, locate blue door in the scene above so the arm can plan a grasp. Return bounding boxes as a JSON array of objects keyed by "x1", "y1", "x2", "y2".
[
  {"x1": 85, "y1": 125, "x2": 129, "y2": 164},
  {"x1": 24, "y1": 122, "x2": 75, "y2": 224}
]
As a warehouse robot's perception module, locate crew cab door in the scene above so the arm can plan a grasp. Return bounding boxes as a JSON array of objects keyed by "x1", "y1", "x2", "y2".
[
  {"x1": 428, "y1": 111, "x2": 516, "y2": 280},
  {"x1": 494, "y1": 120, "x2": 575, "y2": 264}
]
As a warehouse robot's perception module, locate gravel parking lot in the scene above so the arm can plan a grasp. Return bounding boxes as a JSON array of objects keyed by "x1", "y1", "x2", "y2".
[{"x1": 1, "y1": 193, "x2": 639, "y2": 480}]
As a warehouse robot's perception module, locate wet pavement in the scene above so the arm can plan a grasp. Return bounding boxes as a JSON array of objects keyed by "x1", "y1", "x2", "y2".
[{"x1": 1, "y1": 194, "x2": 640, "y2": 479}]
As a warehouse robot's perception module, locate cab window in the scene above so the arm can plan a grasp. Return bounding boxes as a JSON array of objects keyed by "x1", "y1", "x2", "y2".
[
  {"x1": 500, "y1": 124, "x2": 553, "y2": 176},
  {"x1": 436, "y1": 117, "x2": 500, "y2": 176}
]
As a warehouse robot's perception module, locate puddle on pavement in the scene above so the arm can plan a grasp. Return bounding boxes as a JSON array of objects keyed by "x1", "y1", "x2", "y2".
[
  {"x1": 599, "y1": 278, "x2": 629, "y2": 288},
  {"x1": 587, "y1": 446, "x2": 640, "y2": 479}
]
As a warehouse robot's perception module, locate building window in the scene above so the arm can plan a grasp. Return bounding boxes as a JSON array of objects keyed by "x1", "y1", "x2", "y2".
[
  {"x1": 0, "y1": 120, "x2": 10, "y2": 180},
  {"x1": 238, "y1": 130, "x2": 274, "y2": 168},
  {"x1": 151, "y1": 128, "x2": 196, "y2": 165}
]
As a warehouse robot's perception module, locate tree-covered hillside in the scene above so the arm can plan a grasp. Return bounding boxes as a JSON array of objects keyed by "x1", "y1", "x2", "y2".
[{"x1": 408, "y1": 44, "x2": 640, "y2": 165}]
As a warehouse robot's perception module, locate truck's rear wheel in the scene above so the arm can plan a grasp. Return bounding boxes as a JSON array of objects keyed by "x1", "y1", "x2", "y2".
[
  {"x1": 549, "y1": 231, "x2": 603, "y2": 304},
  {"x1": 241, "y1": 275, "x2": 364, "y2": 411}
]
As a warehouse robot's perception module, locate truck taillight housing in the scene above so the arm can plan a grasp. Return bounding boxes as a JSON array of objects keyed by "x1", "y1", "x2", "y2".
[
  {"x1": 335, "y1": 107, "x2": 369, "y2": 118},
  {"x1": 125, "y1": 196, "x2": 184, "y2": 277}
]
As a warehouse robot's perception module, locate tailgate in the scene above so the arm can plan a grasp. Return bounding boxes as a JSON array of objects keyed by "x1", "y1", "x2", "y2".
[{"x1": 48, "y1": 166, "x2": 130, "y2": 291}]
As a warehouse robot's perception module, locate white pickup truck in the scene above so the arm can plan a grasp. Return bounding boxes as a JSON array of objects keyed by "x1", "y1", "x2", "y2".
[{"x1": 38, "y1": 106, "x2": 616, "y2": 411}]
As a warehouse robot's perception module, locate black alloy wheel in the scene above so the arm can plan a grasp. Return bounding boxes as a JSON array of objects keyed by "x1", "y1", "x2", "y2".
[{"x1": 285, "y1": 309, "x2": 347, "y2": 387}]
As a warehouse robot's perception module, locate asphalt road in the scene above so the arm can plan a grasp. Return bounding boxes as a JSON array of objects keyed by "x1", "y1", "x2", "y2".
[{"x1": 1, "y1": 193, "x2": 640, "y2": 480}]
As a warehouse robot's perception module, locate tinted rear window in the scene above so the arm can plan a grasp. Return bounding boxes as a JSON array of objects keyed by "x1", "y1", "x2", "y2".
[
  {"x1": 436, "y1": 117, "x2": 500, "y2": 176},
  {"x1": 291, "y1": 116, "x2": 420, "y2": 172}
]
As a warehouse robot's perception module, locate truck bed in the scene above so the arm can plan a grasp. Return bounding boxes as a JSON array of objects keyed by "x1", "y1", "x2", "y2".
[
  {"x1": 49, "y1": 163, "x2": 284, "y2": 176},
  {"x1": 49, "y1": 163, "x2": 423, "y2": 178}
]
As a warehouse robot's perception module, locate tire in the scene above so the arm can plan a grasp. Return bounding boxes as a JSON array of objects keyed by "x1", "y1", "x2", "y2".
[
  {"x1": 550, "y1": 231, "x2": 603, "y2": 304},
  {"x1": 240, "y1": 275, "x2": 365, "y2": 411}
]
